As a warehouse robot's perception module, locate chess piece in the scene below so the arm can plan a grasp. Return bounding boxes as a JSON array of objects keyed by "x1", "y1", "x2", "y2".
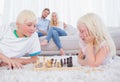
[
  {"x1": 69, "y1": 56, "x2": 73, "y2": 67},
  {"x1": 67, "y1": 57, "x2": 73, "y2": 67},
  {"x1": 67, "y1": 58, "x2": 70, "y2": 67},
  {"x1": 39, "y1": 58, "x2": 43, "y2": 68},
  {"x1": 64, "y1": 59, "x2": 67, "y2": 67},
  {"x1": 51, "y1": 58, "x2": 54, "y2": 67},
  {"x1": 64, "y1": 59, "x2": 66, "y2": 64},
  {"x1": 38, "y1": 62, "x2": 43, "y2": 68},
  {"x1": 57, "y1": 62, "x2": 59, "y2": 68},
  {"x1": 46, "y1": 60, "x2": 52, "y2": 68},
  {"x1": 54, "y1": 59, "x2": 57, "y2": 67},
  {"x1": 51, "y1": 58, "x2": 54, "y2": 64},
  {"x1": 42, "y1": 57, "x2": 46, "y2": 68},
  {"x1": 60, "y1": 59, "x2": 63, "y2": 67}
]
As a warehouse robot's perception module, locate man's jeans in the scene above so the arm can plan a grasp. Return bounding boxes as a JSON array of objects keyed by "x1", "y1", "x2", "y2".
[{"x1": 37, "y1": 32, "x2": 44, "y2": 37}]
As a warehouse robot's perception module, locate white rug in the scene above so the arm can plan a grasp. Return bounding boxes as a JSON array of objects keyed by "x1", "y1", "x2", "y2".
[{"x1": 0, "y1": 56, "x2": 120, "y2": 82}]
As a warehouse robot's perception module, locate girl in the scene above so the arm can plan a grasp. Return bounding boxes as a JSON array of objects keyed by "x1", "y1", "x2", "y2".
[{"x1": 77, "y1": 13, "x2": 116, "y2": 67}]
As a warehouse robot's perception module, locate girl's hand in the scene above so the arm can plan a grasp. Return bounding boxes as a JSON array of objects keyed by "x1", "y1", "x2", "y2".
[
  {"x1": 81, "y1": 29, "x2": 94, "y2": 44},
  {"x1": 78, "y1": 49, "x2": 85, "y2": 60},
  {"x1": 63, "y1": 22, "x2": 67, "y2": 28}
]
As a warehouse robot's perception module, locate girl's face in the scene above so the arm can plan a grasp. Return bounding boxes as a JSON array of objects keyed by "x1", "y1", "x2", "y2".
[
  {"x1": 17, "y1": 20, "x2": 37, "y2": 37},
  {"x1": 52, "y1": 13, "x2": 57, "y2": 21},
  {"x1": 78, "y1": 23, "x2": 89, "y2": 41},
  {"x1": 78, "y1": 23, "x2": 95, "y2": 44}
]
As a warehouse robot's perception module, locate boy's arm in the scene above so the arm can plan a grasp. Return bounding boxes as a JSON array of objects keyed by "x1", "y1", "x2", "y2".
[
  {"x1": 13, "y1": 32, "x2": 41, "y2": 65},
  {"x1": 11, "y1": 56, "x2": 39, "y2": 65}
]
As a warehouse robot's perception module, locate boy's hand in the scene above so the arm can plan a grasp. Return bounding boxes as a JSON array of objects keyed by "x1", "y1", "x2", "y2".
[
  {"x1": 0, "y1": 54, "x2": 22, "y2": 69},
  {"x1": 1, "y1": 58, "x2": 22, "y2": 69},
  {"x1": 30, "y1": 56, "x2": 39, "y2": 63}
]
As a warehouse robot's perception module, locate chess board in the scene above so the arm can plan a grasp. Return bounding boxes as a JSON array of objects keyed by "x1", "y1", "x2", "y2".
[{"x1": 34, "y1": 56, "x2": 81, "y2": 71}]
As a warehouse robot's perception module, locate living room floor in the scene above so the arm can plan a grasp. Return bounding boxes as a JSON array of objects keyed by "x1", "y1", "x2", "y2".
[{"x1": 0, "y1": 56, "x2": 120, "y2": 82}]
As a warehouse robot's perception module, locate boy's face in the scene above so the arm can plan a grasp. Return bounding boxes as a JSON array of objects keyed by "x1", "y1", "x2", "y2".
[{"x1": 17, "y1": 20, "x2": 37, "y2": 37}]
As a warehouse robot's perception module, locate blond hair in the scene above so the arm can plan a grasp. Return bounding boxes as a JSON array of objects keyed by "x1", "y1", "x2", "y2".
[
  {"x1": 77, "y1": 13, "x2": 116, "y2": 56},
  {"x1": 16, "y1": 10, "x2": 37, "y2": 24},
  {"x1": 50, "y1": 12, "x2": 59, "y2": 27}
]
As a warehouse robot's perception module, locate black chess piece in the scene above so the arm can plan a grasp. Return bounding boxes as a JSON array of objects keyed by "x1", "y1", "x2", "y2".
[
  {"x1": 60, "y1": 59, "x2": 63, "y2": 67},
  {"x1": 63, "y1": 59, "x2": 67, "y2": 67},
  {"x1": 51, "y1": 58, "x2": 54, "y2": 64},
  {"x1": 76, "y1": 53, "x2": 79, "y2": 55},
  {"x1": 54, "y1": 59, "x2": 57, "y2": 67},
  {"x1": 67, "y1": 58, "x2": 69, "y2": 65},
  {"x1": 64, "y1": 59, "x2": 66, "y2": 64},
  {"x1": 69, "y1": 57, "x2": 73, "y2": 67},
  {"x1": 67, "y1": 57, "x2": 73, "y2": 67}
]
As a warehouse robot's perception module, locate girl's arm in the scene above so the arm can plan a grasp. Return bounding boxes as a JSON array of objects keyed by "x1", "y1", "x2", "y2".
[
  {"x1": 85, "y1": 43, "x2": 109, "y2": 67},
  {"x1": 78, "y1": 49, "x2": 86, "y2": 66},
  {"x1": 78, "y1": 44, "x2": 109, "y2": 67},
  {"x1": 78, "y1": 28, "x2": 109, "y2": 67}
]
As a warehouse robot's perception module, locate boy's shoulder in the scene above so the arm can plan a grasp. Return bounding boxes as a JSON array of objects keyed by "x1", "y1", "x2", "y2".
[{"x1": 31, "y1": 32, "x2": 39, "y2": 38}]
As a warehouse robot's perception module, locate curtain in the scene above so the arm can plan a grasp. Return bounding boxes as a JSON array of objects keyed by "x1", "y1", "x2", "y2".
[{"x1": 2, "y1": 0, "x2": 120, "y2": 27}]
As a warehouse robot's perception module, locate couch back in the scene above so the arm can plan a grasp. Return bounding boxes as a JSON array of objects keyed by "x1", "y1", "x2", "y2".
[
  {"x1": 64, "y1": 24, "x2": 78, "y2": 36},
  {"x1": 109, "y1": 27, "x2": 120, "y2": 55}
]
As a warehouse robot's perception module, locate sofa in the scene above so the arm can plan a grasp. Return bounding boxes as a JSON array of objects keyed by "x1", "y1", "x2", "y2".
[
  {"x1": 109, "y1": 27, "x2": 120, "y2": 55},
  {"x1": 39, "y1": 25, "x2": 80, "y2": 55}
]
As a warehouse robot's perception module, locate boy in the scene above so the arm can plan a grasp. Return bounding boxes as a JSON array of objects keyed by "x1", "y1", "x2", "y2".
[{"x1": 0, "y1": 10, "x2": 41, "y2": 69}]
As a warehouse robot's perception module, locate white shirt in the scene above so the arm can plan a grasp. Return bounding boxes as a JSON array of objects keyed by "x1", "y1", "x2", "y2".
[{"x1": 0, "y1": 25, "x2": 41, "y2": 58}]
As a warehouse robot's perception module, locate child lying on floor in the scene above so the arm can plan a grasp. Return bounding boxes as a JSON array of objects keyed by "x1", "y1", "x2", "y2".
[
  {"x1": 77, "y1": 13, "x2": 116, "y2": 67},
  {"x1": 0, "y1": 10, "x2": 41, "y2": 69}
]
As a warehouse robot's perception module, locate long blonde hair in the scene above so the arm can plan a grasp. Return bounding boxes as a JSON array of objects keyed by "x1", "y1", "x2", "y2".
[
  {"x1": 77, "y1": 13, "x2": 116, "y2": 56},
  {"x1": 50, "y1": 12, "x2": 59, "y2": 27}
]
